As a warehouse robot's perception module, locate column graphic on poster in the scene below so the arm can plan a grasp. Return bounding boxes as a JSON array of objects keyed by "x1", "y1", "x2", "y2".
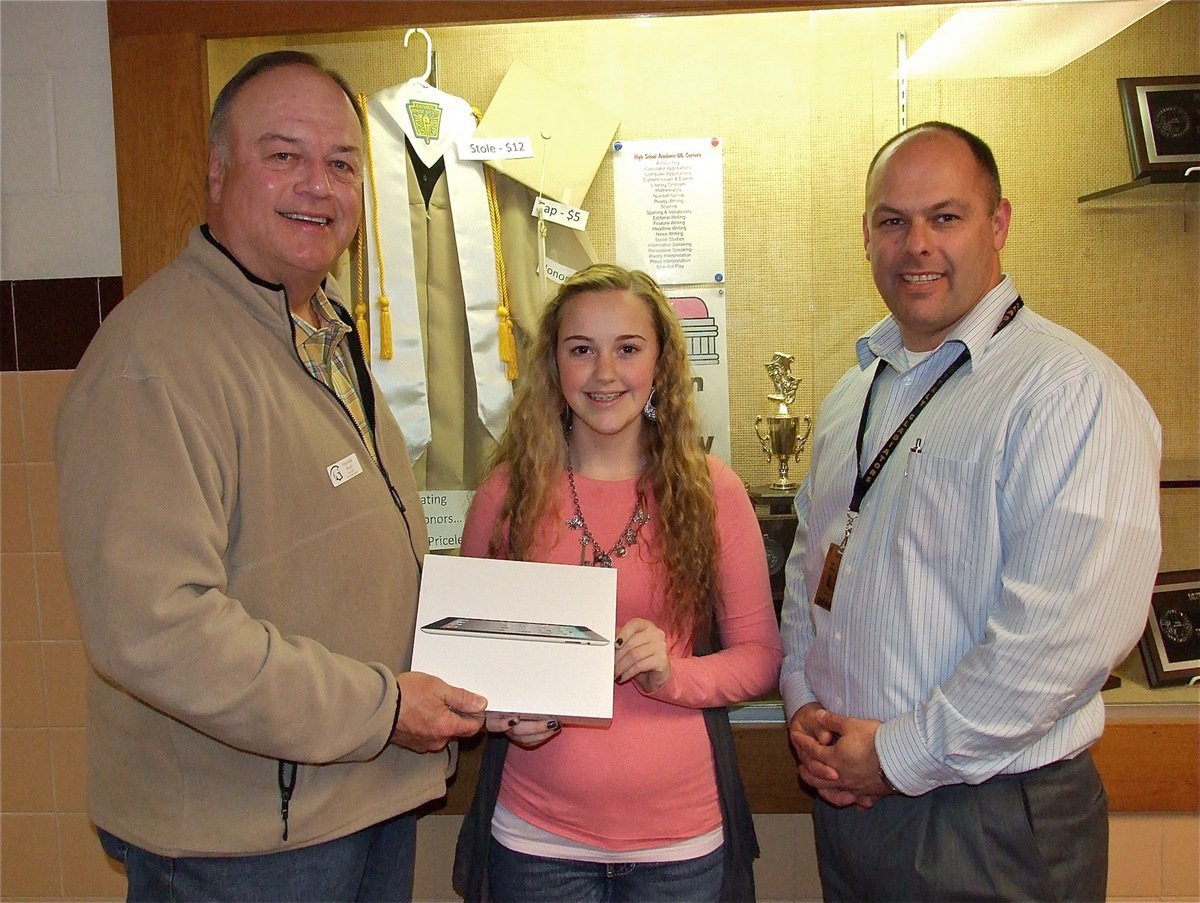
[
  {"x1": 669, "y1": 287, "x2": 730, "y2": 463},
  {"x1": 613, "y1": 138, "x2": 725, "y2": 286}
]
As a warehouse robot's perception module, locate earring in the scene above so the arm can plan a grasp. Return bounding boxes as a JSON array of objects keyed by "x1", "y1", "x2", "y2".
[{"x1": 643, "y1": 387, "x2": 658, "y2": 422}]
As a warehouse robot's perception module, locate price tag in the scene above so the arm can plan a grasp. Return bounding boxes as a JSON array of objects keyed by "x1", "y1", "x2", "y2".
[
  {"x1": 532, "y1": 197, "x2": 589, "y2": 231},
  {"x1": 537, "y1": 256, "x2": 576, "y2": 285},
  {"x1": 327, "y1": 453, "x2": 363, "y2": 487},
  {"x1": 457, "y1": 136, "x2": 534, "y2": 160}
]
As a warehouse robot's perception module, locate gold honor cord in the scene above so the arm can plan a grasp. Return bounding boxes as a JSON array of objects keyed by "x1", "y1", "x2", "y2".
[
  {"x1": 352, "y1": 226, "x2": 368, "y2": 361},
  {"x1": 483, "y1": 165, "x2": 518, "y2": 381},
  {"x1": 356, "y1": 92, "x2": 392, "y2": 360},
  {"x1": 471, "y1": 104, "x2": 518, "y2": 383}
]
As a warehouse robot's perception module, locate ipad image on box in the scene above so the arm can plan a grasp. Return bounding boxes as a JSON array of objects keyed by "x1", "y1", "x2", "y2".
[
  {"x1": 421, "y1": 616, "x2": 609, "y2": 646},
  {"x1": 410, "y1": 555, "x2": 617, "y2": 723}
]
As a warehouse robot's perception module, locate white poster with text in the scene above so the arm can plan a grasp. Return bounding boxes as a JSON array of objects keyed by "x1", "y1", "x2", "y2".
[
  {"x1": 613, "y1": 138, "x2": 725, "y2": 286},
  {"x1": 419, "y1": 490, "x2": 474, "y2": 550}
]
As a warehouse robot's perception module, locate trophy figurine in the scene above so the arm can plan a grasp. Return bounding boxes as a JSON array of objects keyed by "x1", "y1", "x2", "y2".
[{"x1": 754, "y1": 352, "x2": 812, "y2": 491}]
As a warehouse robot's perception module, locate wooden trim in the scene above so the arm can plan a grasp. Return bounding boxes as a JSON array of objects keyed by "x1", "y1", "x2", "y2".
[
  {"x1": 1092, "y1": 720, "x2": 1199, "y2": 812},
  {"x1": 109, "y1": 30, "x2": 209, "y2": 289},
  {"x1": 106, "y1": 1, "x2": 939, "y2": 39},
  {"x1": 432, "y1": 719, "x2": 1199, "y2": 816},
  {"x1": 733, "y1": 722, "x2": 816, "y2": 813}
]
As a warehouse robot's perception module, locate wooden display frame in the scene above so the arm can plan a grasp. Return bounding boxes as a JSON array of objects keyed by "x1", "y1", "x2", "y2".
[
  {"x1": 1118, "y1": 75, "x2": 1200, "y2": 179},
  {"x1": 1139, "y1": 570, "x2": 1200, "y2": 687}
]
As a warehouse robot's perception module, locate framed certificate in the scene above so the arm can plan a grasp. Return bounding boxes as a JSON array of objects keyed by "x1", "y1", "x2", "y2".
[
  {"x1": 1138, "y1": 569, "x2": 1200, "y2": 688},
  {"x1": 1117, "y1": 76, "x2": 1200, "y2": 179}
]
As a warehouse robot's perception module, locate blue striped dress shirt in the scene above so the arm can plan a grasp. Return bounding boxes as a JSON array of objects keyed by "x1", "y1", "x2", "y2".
[{"x1": 779, "y1": 277, "x2": 1162, "y2": 796}]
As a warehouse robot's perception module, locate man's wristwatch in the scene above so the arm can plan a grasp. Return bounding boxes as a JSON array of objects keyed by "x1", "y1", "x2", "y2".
[{"x1": 878, "y1": 765, "x2": 898, "y2": 794}]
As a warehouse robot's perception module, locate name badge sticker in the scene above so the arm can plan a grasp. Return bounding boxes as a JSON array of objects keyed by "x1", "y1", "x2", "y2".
[
  {"x1": 532, "y1": 197, "x2": 589, "y2": 231},
  {"x1": 457, "y1": 136, "x2": 534, "y2": 160},
  {"x1": 327, "y1": 453, "x2": 364, "y2": 487}
]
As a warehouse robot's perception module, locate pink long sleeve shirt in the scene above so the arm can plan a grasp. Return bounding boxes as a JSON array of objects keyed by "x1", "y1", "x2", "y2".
[{"x1": 460, "y1": 456, "x2": 782, "y2": 850}]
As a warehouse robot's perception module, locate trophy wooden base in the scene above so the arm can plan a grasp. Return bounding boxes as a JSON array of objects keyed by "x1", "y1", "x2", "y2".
[{"x1": 748, "y1": 485, "x2": 799, "y2": 619}]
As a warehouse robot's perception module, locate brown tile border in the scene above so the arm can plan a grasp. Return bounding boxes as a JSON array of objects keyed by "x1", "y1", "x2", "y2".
[
  {"x1": 1, "y1": 282, "x2": 15, "y2": 372},
  {"x1": 13, "y1": 278, "x2": 101, "y2": 372},
  {"x1": 4, "y1": 276, "x2": 124, "y2": 373},
  {"x1": 99, "y1": 276, "x2": 124, "y2": 320}
]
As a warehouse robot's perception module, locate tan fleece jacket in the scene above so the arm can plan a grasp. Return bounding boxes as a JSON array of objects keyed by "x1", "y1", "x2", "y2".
[{"x1": 56, "y1": 227, "x2": 448, "y2": 856}]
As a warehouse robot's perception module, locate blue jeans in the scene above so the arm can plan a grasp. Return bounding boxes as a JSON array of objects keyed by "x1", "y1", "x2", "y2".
[
  {"x1": 98, "y1": 814, "x2": 416, "y2": 902},
  {"x1": 487, "y1": 836, "x2": 724, "y2": 902}
]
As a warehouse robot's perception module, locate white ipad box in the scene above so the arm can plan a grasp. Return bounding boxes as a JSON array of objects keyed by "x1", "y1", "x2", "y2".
[{"x1": 410, "y1": 554, "x2": 617, "y2": 724}]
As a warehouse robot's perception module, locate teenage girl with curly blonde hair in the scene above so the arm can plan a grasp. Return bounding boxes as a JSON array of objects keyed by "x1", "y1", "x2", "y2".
[{"x1": 454, "y1": 263, "x2": 782, "y2": 902}]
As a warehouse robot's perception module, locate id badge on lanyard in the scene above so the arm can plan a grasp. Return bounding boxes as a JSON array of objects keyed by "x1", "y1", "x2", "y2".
[{"x1": 813, "y1": 512, "x2": 855, "y2": 612}]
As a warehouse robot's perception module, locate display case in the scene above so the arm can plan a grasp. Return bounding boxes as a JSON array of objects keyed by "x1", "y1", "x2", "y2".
[{"x1": 105, "y1": 0, "x2": 1199, "y2": 818}]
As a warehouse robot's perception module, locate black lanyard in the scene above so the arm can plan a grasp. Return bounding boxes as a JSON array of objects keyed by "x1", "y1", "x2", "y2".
[{"x1": 845, "y1": 296, "x2": 1024, "y2": 534}]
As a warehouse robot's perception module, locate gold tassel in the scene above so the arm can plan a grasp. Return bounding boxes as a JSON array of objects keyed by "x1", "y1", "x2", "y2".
[
  {"x1": 497, "y1": 303, "x2": 517, "y2": 380},
  {"x1": 379, "y1": 296, "x2": 393, "y2": 360},
  {"x1": 354, "y1": 301, "x2": 370, "y2": 357}
]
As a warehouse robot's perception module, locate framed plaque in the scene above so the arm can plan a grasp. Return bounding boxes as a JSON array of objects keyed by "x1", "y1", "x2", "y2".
[
  {"x1": 1138, "y1": 569, "x2": 1200, "y2": 688},
  {"x1": 1117, "y1": 76, "x2": 1200, "y2": 179}
]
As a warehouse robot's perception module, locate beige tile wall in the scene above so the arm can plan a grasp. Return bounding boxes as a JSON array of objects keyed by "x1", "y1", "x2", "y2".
[
  {"x1": 1, "y1": 369, "x2": 126, "y2": 901},
  {"x1": 1109, "y1": 812, "x2": 1200, "y2": 902}
]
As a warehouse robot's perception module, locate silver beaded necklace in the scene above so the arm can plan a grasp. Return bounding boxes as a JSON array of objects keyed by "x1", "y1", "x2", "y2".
[{"x1": 565, "y1": 457, "x2": 649, "y2": 568}]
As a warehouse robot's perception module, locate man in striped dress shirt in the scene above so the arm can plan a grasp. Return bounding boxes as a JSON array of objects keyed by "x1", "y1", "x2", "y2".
[{"x1": 779, "y1": 122, "x2": 1162, "y2": 901}]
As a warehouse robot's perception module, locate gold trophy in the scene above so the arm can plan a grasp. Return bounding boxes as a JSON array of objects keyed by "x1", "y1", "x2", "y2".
[{"x1": 754, "y1": 352, "x2": 812, "y2": 491}]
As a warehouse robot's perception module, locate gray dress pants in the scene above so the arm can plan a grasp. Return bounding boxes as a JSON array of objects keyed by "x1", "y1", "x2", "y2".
[{"x1": 813, "y1": 752, "x2": 1108, "y2": 902}]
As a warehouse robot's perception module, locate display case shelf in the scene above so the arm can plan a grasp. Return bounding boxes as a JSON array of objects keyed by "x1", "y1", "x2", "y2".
[{"x1": 1079, "y1": 171, "x2": 1200, "y2": 206}]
